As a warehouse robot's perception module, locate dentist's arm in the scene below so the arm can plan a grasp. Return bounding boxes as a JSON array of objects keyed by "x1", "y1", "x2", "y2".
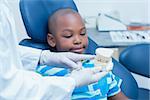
[
  {"x1": 19, "y1": 47, "x2": 95, "y2": 71},
  {"x1": 18, "y1": 45, "x2": 42, "y2": 71},
  {"x1": 0, "y1": 2, "x2": 75, "y2": 99},
  {"x1": 0, "y1": 65, "x2": 76, "y2": 100}
]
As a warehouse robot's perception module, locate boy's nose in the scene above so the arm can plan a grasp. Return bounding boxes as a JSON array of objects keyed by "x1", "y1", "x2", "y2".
[{"x1": 73, "y1": 36, "x2": 82, "y2": 44}]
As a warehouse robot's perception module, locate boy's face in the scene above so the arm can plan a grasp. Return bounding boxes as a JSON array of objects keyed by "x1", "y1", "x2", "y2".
[{"x1": 48, "y1": 13, "x2": 88, "y2": 54}]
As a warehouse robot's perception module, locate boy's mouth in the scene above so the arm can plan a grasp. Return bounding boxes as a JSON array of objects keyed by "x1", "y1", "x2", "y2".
[{"x1": 70, "y1": 46, "x2": 86, "y2": 53}]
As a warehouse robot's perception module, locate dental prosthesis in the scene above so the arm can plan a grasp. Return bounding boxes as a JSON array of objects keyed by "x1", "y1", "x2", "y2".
[{"x1": 82, "y1": 48, "x2": 114, "y2": 72}]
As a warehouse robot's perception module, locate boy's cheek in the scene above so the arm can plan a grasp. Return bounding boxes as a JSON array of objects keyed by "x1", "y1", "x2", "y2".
[
  {"x1": 56, "y1": 44, "x2": 71, "y2": 52},
  {"x1": 85, "y1": 39, "x2": 89, "y2": 48}
]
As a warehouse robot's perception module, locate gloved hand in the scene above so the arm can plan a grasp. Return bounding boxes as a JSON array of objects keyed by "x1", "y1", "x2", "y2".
[
  {"x1": 105, "y1": 61, "x2": 114, "y2": 71},
  {"x1": 40, "y1": 50, "x2": 95, "y2": 69},
  {"x1": 69, "y1": 67, "x2": 109, "y2": 87}
]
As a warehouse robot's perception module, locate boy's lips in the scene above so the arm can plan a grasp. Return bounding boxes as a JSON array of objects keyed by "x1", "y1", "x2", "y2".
[{"x1": 70, "y1": 47, "x2": 85, "y2": 53}]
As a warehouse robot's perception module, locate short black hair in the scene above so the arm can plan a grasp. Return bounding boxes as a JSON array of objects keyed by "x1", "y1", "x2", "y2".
[{"x1": 48, "y1": 8, "x2": 79, "y2": 35}]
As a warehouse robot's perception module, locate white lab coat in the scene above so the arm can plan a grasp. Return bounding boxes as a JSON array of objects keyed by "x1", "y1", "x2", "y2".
[{"x1": 0, "y1": 1, "x2": 75, "y2": 100}]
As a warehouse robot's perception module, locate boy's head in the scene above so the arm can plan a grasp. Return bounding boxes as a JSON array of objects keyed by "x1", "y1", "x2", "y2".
[{"x1": 47, "y1": 8, "x2": 88, "y2": 54}]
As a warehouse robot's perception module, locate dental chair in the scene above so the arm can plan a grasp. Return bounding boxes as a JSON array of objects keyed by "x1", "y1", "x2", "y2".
[
  {"x1": 119, "y1": 43, "x2": 150, "y2": 100},
  {"x1": 19, "y1": 0, "x2": 138, "y2": 99}
]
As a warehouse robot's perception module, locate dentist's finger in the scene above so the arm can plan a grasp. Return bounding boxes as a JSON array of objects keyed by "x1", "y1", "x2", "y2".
[
  {"x1": 63, "y1": 57, "x2": 81, "y2": 69},
  {"x1": 69, "y1": 53, "x2": 95, "y2": 61},
  {"x1": 91, "y1": 67, "x2": 103, "y2": 73},
  {"x1": 91, "y1": 71, "x2": 109, "y2": 83}
]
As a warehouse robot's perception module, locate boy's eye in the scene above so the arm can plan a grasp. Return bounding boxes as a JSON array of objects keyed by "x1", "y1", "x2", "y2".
[
  {"x1": 80, "y1": 31, "x2": 86, "y2": 36},
  {"x1": 63, "y1": 34, "x2": 72, "y2": 38}
]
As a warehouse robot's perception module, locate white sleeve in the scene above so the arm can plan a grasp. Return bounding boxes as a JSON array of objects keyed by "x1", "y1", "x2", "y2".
[
  {"x1": 0, "y1": 68, "x2": 75, "y2": 100},
  {"x1": 0, "y1": 1, "x2": 75, "y2": 99},
  {"x1": 18, "y1": 45, "x2": 42, "y2": 71}
]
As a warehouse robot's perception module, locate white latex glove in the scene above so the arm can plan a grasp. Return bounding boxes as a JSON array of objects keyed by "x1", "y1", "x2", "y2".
[
  {"x1": 105, "y1": 61, "x2": 114, "y2": 71},
  {"x1": 40, "y1": 50, "x2": 95, "y2": 69},
  {"x1": 69, "y1": 67, "x2": 109, "y2": 87}
]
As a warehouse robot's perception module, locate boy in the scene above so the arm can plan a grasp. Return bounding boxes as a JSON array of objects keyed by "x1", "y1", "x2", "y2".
[{"x1": 36, "y1": 8, "x2": 128, "y2": 100}]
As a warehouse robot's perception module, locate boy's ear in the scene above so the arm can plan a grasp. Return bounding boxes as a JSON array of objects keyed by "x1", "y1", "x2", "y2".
[{"x1": 47, "y1": 33, "x2": 56, "y2": 47}]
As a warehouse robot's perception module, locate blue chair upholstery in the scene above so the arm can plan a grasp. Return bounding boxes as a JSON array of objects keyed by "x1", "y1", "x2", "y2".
[
  {"x1": 119, "y1": 43, "x2": 150, "y2": 100},
  {"x1": 19, "y1": 0, "x2": 138, "y2": 99},
  {"x1": 119, "y1": 43, "x2": 150, "y2": 77}
]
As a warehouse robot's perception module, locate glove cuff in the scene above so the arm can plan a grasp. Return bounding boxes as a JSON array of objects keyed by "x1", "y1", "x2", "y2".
[{"x1": 39, "y1": 50, "x2": 49, "y2": 66}]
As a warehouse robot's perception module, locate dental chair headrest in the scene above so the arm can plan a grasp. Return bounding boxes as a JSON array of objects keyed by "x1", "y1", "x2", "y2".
[{"x1": 20, "y1": 0, "x2": 78, "y2": 43}]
